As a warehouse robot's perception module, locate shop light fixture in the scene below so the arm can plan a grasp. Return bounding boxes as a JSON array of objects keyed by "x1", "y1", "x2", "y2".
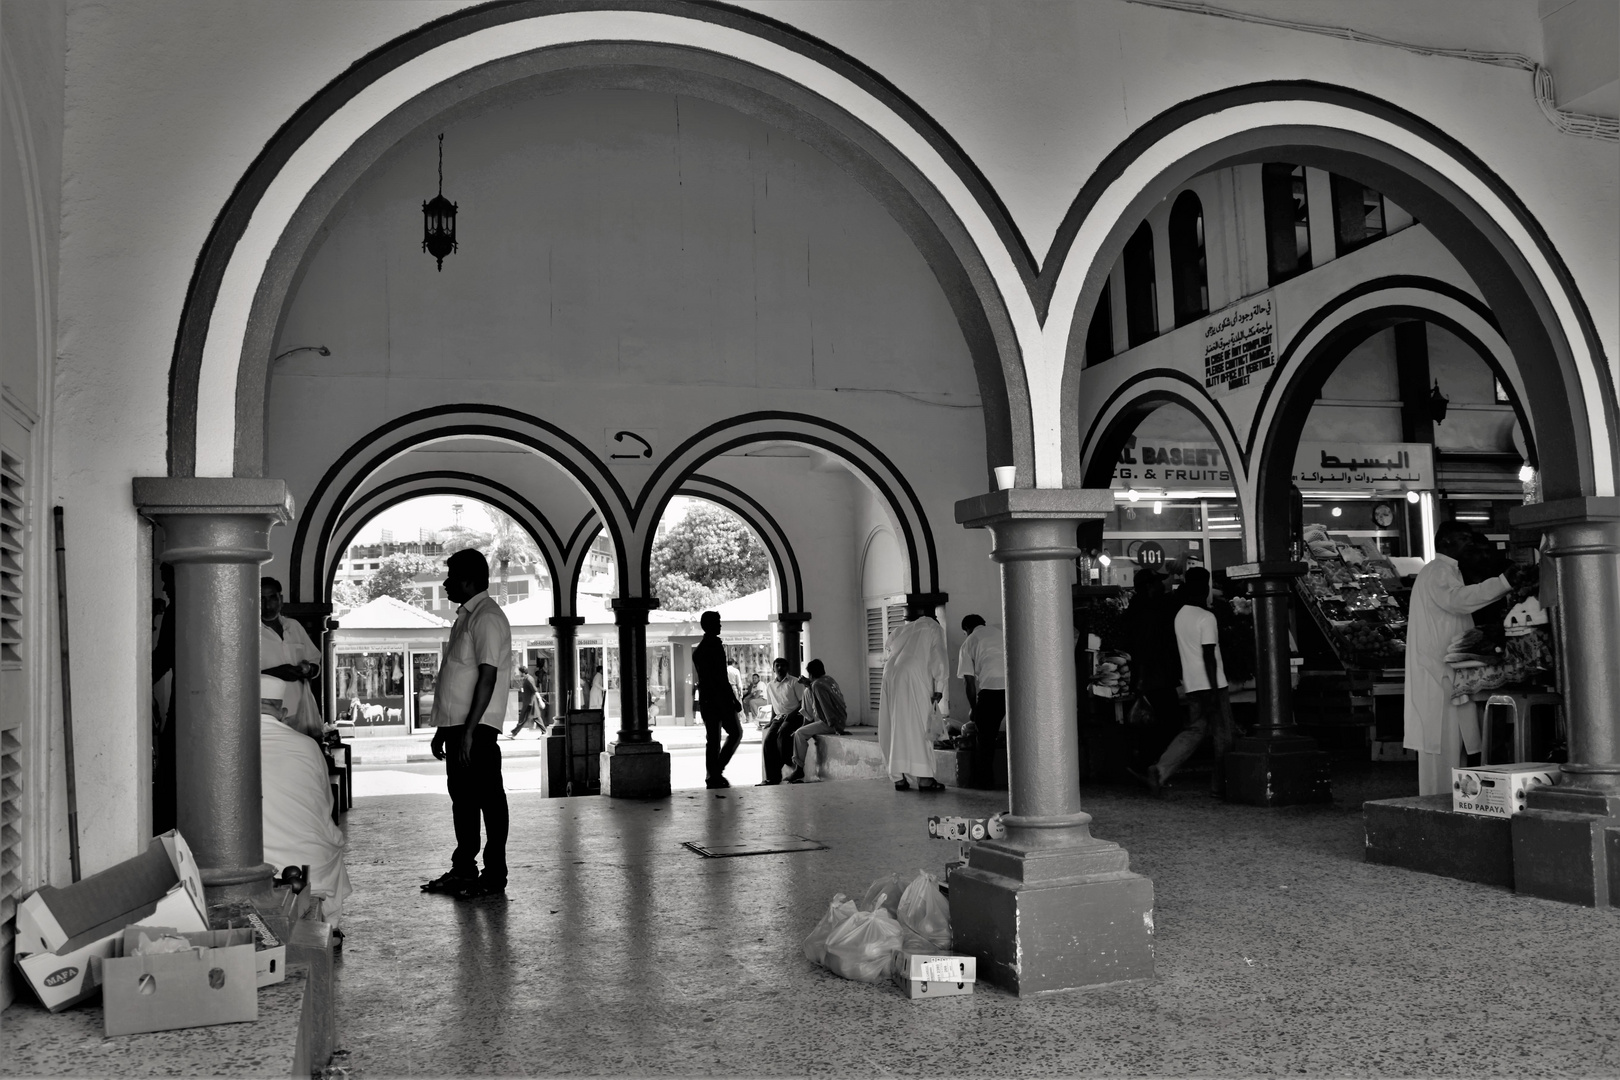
[
  {"x1": 1126, "y1": 489, "x2": 1141, "y2": 502},
  {"x1": 1455, "y1": 512, "x2": 1492, "y2": 523},
  {"x1": 1405, "y1": 490, "x2": 1421, "y2": 504},
  {"x1": 1331, "y1": 506, "x2": 1343, "y2": 517},
  {"x1": 1097, "y1": 552, "x2": 1112, "y2": 567},
  {"x1": 1153, "y1": 501, "x2": 1163, "y2": 514},
  {"x1": 1518, "y1": 463, "x2": 1536, "y2": 484}
]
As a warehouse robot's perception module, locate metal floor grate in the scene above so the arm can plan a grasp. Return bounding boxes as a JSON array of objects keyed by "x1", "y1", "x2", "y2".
[{"x1": 681, "y1": 835, "x2": 829, "y2": 858}]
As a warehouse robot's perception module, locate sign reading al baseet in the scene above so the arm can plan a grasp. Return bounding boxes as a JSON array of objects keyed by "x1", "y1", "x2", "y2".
[
  {"x1": 1293, "y1": 442, "x2": 1434, "y2": 490},
  {"x1": 1204, "y1": 293, "x2": 1276, "y2": 395}
]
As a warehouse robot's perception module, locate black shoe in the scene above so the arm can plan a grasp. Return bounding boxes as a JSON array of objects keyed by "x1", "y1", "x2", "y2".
[
  {"x1": 918, "y1": 778, "x2": 946, "y2": 792},
  {"x1": 756, "y1": 779, "x2": 780, "y2": 786},
  {"x1": 453, "y1": 878, "x2": 507, "y2": 901},
  {"x1": 421, "y1": 871, "x2": 477, "y2": 894},
  {"x1": 784, "y1": 768, "x2": 806, "y2": 783},
  {"x1": 894, "y1": 778, "x2": 911, "y2": 791},
  {"x1": 705, "y1": 776, "x2": 731, "y2": 789}
]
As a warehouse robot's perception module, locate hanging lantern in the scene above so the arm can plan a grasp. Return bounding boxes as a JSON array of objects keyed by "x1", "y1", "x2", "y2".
[
  {"x1": 1428, "y1": 380, "x2": 1450, "y2": 425},
  {"x1": 422, "y1": 133, "x2": 457, "y2": 271}
]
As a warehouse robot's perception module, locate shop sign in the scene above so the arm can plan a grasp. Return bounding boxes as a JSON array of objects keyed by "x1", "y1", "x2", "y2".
[
  {"x1": 1203, "y1": 293, "x2": 1275, "y2": 395},
  {"x1": 1114, "y1": 436, "x2": 1232, "y2": 485},
  {"x1": 1293, "y1": 442, "x2": 1434, "y2": 489}
]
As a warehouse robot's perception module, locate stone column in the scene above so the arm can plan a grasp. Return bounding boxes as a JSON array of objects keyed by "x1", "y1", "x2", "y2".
[
  {"x1": 549, "y1": 616, "x2": 584, "y2": 720},
  {"x1": 777, "y1": 612, "x2": 810, "y2": 675},
  {"x1": 134, "y1": 478, "x2": 293, "y2": 896},
  {"x1": 1508, "y1": 497, "x2": 1620, "y2": 907},
  {"x1": 601, "y1": 597, "x2": 670, "y2": 798},
  {"x1": 953, "y1": 490, "x2": 1154, "y2": 995},
  {"x1": 1223, "y1": 562, "x2": 1330, "y2": 805}
]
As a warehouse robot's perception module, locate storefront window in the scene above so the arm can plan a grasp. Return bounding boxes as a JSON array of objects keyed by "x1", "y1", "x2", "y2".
[{"x1": 335, "y1": 650, "x2": 407, "y2": 733}]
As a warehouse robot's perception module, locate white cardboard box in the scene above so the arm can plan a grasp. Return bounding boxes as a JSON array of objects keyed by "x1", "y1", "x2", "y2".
[
  {"x1": 1451, "y1": 763, "x2": 1559, "y2": 818},
  {"x1": 100, "y1": 927, "x2": 259, "y2": 1037},
  {"x1": 893, "y1": 952, "x2": 976, "y2": 1000},
  {"x1": 14, "y1": 831, "x2": 208, "y2": 1012}
]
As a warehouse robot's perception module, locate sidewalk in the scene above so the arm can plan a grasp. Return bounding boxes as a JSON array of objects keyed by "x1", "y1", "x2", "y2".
[{"x1": 346, "y1": 721, "x2": 876, "y2": 764}]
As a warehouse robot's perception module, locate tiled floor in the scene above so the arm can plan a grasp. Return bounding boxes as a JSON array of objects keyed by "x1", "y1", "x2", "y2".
[{"x1": 331, "y1": 763, "x2": 1620, "y2": 1077}]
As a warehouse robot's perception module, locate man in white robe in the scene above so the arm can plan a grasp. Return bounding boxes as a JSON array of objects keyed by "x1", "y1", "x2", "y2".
[
  {"x1": 260, "y1": 577, "x2": 324, "y2": 738},
  {"x1": 260, "y1": 678, "x2": 351, "y2": 928},
  {"x1": 1404, "y1": 523, "x2": 1512, "y2": 796},
  {"x1": 879, "y1": 611, "x2": 948, "y2": 790}
]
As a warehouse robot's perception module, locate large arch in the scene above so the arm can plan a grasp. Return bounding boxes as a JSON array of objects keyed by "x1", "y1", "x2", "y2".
[
  {"x1": 288, "y1": 405, "x2": 631, "y2": 604},
  {"x1": 1054, "y1": 83, "x2": 1616, "y2": 499},
  {"x1": 166, "y1": 2, "x2": 1031, "y2": 488},
  {"x1": 631, "y1": 412, "x2": 937, "y2": 599},
  {"x1": 675, "y1": 476, "x2": 805, "y2": 616}
]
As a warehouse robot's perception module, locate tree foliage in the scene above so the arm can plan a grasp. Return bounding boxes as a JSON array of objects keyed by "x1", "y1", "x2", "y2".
[
  {"x1": 362, "y1": 552, "x2": 442, "y2": 608},
  {"x1": 650, "y1": 503, "x2": 769, "y2": 614}
]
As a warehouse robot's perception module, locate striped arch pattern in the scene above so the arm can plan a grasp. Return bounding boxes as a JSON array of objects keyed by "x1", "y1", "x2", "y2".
[
  {"x1": 321, "y1": 471, "x2": 566, "y2": 614},
  {"x1": 631, "y1": 413, "x2": 937, "y2": 600},
  {"x1": 287, "y1": 405, "x2": 632, "y2": 604}
]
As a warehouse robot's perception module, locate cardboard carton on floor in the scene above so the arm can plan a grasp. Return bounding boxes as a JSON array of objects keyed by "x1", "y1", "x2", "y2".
[
  {"x1": 224, "y1": 909, "x2": 289, "y2": 987},
  {"x1": 100, "y1": 927, "x2": 258, "y2": 1037},
  {"x1": 1452, "y1": 763, "x2": 1559, "y2": 818},
  {"x1": 13, "y1": 830, "x2": 208, "y2": 1011},
  {"x1": 893, "y1": 952, "x2": 976, "y2": 1000}
]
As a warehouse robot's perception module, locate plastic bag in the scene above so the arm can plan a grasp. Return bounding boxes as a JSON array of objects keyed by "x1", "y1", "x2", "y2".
[
  {"x1": 802, "y1": 893, "x2": 857, "y2": 966},
  {"x1": 897, "y1": 870, "x2": 951, "y2": 951},
  {"x1": 823, "y1": 904, "x2": 904, "y2": 983},
  {"x1": 860, "y1": 873, "x2": 902, "y2": 916}
]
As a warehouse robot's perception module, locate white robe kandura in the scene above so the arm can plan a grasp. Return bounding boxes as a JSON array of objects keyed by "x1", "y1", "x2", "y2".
[
  {"x1": 879, "y1": 617, "x2": 948, "y2": 779},
  {"x1": 260, "y1": 714, "x2": 351, "y2": 927},
  {"x1": 260, "y1": 616, "x2": 323, "y2": 737},
  {"x1": 1402, "y1": 553, "x2": 1510, "y2": 795}
]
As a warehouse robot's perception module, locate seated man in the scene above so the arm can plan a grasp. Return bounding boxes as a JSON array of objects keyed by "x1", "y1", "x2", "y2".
[
  {"x1": 786, "y1": 659, "x2": 847, "y2": 784},
  {"x1": 260, "y1": 676, "x2": 352, "y2": 931},
  {"x1": 758, "y1": 657, "x2": 807, "y2": 785}
]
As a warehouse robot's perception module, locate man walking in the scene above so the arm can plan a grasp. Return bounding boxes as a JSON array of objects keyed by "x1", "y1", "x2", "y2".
[
  {"x1": 879, "y1": 608, "x2": 948, "y2": 791},
  {"x1": 693, "y1": 610, "x2": 743, "y2": 788},
  {"x1": 509, "y1": 664, "x2": 540, "y2": 737},
  {"x1": 1140, "y1": 567, "x2": 1234, "y2": 797},
  {"x1": 956, "y1": 614, "x2": 1005, "y2": 787},
  {"x1": 786, "y1": 659, "x2": 846, "y2": 783},
  {"x1": 758, "y1": 657, "x2": 806, "y2": 785},
  {"x1": 421, "y1": 549, "x2": 512, "y2": 900},
  {"x1": 1404, "y1": 522, "x2": 1512, "y2": 795}
]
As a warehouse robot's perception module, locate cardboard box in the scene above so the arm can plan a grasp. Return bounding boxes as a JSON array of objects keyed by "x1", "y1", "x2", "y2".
[
  {"x1": 1452, "y1": 763, "x2": 1559, "y2": 818},
  {"x1": 226, "y1": 909, "x2": 289, "y2": 987},
  {"x1": 893, "y1": 952, "x2": 976, "y2": 1000},
  {"x1": 100, "y1": 928, "x2": 258, "y2": 1037},
  {"x1": 14, "y1": 831, "x2": 208, "y2": 1012}
]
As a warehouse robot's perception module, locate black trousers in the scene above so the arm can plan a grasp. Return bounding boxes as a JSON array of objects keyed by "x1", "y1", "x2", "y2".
[
  {"x1": 701, "y1": 706, "x2": 743, "y2": 780},
  {"x1": 761, "y1": 711, "x2": 805, "y2": 782},
  {"x1": 446, "y1": 724, "x2": 509, "y2": 884},
  {"x1": 969, "y1": 690, "x2": 1005, "y2": 788}
]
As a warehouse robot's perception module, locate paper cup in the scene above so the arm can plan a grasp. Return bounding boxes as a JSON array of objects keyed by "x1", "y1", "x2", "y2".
[{"x1": 993, "y1": 466, "x2": 1016, "y2": 490}]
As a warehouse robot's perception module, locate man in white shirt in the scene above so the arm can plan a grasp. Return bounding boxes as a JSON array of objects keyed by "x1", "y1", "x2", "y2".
[
  {"x1": 421, "y1": 550, "x2": 513, "y2": 900},
  {"x1": 758, "y1": 657, "x2": 807, "y2": 785},
  {"x1": 1404, "y1": 522, "x2": 1513, "y2": 795},
  {"x1": 1143, "y1": 567, "x2": 1234, "y2": 797},
  {"x1": 956, "y1": 614, "x2": 1006, "y2": 787},
  {"x1": 259, "y1": 577, "x2": 323, "y2": 738}
]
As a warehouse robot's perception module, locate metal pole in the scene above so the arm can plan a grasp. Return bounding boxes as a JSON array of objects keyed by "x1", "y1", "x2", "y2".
[{"x1": 52, "y1": 507, "x2": 81, "y2": 882}]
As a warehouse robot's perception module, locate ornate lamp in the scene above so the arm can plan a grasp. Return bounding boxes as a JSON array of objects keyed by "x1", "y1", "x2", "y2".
[
  {"x1": 422, "y1": 133, "x2": 457, "y2": 271},
  {"x1": 1428, "y1": 380, "x2": 1450, "y2": 425}
]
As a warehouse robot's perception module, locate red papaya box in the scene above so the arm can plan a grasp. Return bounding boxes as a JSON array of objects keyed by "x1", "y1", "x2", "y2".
[
  {"x1": 1451, "y1": 763, "x2": 1559, "y2": 818},
  {"x1": 100, "y1": 927, "x2": 258, "y2": 1037},
  {"x1": 13, "y1": 830, "x2": 208, "y2": 1012},
  {"x1": 893, "y1": 952, "x2": 976, "y2": 1000}
]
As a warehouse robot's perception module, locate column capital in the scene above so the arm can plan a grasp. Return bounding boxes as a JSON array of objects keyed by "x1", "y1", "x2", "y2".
[
  {"x1": 1509, "y1": 496, "x2": 1620, "y2": 531},
  {"x1": 955, "y1": 488, "x2": 1113, "y2": 529},
  {"x1": 610, "y1": 596, "x2": 660, "y2": 626},
  {"x1": 775, "y1": 611, "x2": 812, "y2": 627},
  {"x1": 548, "y1": 615, "x2": 586, "y2": 629},
  {"x1": 134, "y1": 476, "x2": 295, "y2": 522}
]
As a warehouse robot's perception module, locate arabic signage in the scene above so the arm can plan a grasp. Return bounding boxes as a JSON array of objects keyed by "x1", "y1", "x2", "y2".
[
  {"x1": 1114, "y1": 436, "x2": 1232, "y2": 486},
  {"x1": 1293, "y1": 442, "x2": 1434, "y2": 490},
  {"x1": 1203, "y1": 293, "x2": 1276, "y2": 395}
]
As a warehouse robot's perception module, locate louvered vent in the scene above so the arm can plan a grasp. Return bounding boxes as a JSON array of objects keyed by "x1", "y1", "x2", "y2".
[
  {"x1": 0, "y1": 450, "x2": 24, "y2": 954},
  {"x1": 868, "y1": 667, "x2": 883, "y2": 713}
]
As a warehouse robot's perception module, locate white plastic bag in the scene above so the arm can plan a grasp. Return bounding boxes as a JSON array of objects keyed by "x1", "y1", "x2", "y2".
[
  {"x1": 802, "y1": 892, "x2": 858, "y2": 966},
  {"x1": 860, "y1": 873, "x2": 902, "y2": 916},
  {"x1": 823, "y1": 902, "x2": 904, "y2": 983},
  {"x1": 897, "y1": 870, "x2": 951, "y2": 951}
]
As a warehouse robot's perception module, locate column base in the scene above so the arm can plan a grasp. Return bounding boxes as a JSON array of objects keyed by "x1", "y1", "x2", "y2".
[
  {"x1": 1363, "y1": 795, "x2": 1514, "y2": 889},
  {"x1": 1511, "y1": 787, "x2": 1620, "y2": 907},
  {"x1": 600, "y1": 741, "x2": 670, "y2": 799},
  {"x1": 949, "y1": 840, "x2": 1155, "y2": 996},
  {"x1": 1223, "y1": 735, "x2": 1331, "y2": 806},
  {"x1": 201, "y1": 862, "x2": 276, "y2": 900}
]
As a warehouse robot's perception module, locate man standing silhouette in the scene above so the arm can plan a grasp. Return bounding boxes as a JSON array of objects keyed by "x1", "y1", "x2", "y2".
[{"x1": 693, "y1": 610, "x2": 743, "y2": 788}]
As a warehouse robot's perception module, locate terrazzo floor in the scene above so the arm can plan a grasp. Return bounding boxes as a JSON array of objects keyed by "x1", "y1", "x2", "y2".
[{"x1": 328, "y1": 762, "x2": 1618, "y2": 1078}]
